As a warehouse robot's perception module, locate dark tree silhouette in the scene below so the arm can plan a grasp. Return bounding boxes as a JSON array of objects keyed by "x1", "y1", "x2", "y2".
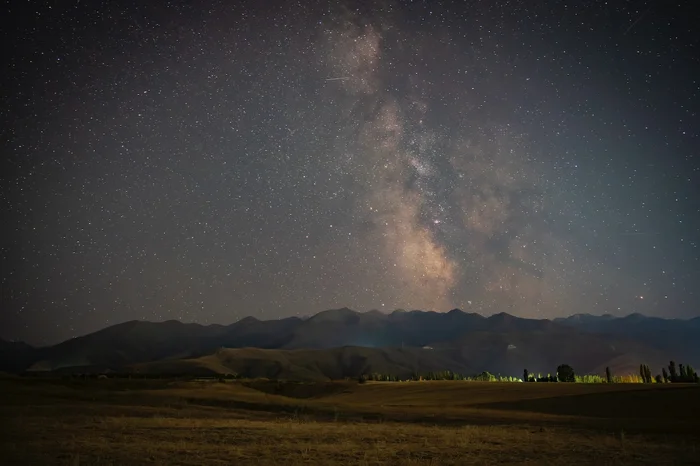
[
  {"x1": 662, "y1": 367, "x2": 669, "y2": 383},
  {"x1": 680, "y1": 364, "x2": 698, "y2": 383},
  {"x1": 557, "y1": 364, "x2": 575, "y2": 382},
  {"x1": 669, "y1": 361, "x2": 678, "y2": 382},
  {"x1": 605, "y1": 366, "x2": 612, "y2": 384},
  {"x1": 662, "y1": 361, "x2": 699, "y2": 383},
  {"x1": 523, "y1": 369, "x2": 529, "y2": 382}
]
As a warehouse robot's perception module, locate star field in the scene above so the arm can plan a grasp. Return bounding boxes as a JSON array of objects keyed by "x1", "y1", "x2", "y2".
[{"x1": 2, "y1": 0, "x2": 699, "y2": 344}]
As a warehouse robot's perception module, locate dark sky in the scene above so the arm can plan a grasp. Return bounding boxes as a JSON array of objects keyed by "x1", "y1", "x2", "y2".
[{"x1": 2, "y1": 0, "x2": 698, "y2": 345}]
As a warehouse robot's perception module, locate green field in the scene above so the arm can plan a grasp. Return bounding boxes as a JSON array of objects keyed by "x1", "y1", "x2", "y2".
[{"x1": 2, "y1": 375, "x2": 699, "y2": 465}]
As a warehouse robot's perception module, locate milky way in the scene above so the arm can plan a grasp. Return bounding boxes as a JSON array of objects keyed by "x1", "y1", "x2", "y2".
[{"x1": 2, "y1": 1, "x2": 698, "y2": 344}]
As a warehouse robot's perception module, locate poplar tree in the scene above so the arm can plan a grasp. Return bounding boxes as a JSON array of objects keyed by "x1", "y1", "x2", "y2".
[{"x1": 669, "y1": 361, "x2": 678, "y2": 382}]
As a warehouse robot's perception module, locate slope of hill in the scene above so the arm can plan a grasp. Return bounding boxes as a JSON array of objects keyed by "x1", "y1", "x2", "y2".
[
  {"x1": 8, "y1": 308, "x2": 699, "y2": 378},
  {"x1": 217, "y1": 316, "x2": 303, "y2": 349},
  {"x1": 432, "y1": 330, "x2": 670, "y2": 376},
  {"x1": 134, "y1": 346, "x2": 474, "y2": 381},
  {"x1": 133, "y1": 330, "x2": 675, "y2": 381},
  {"x1": 555, "y1": 313, "x2": 700, "y2": 363},
  {"x1": 26, "y1": 320, "x2": 228, "y2": 371},
  {"x1": 0, "y1": 340, "x2": 38, "y2": 373}
]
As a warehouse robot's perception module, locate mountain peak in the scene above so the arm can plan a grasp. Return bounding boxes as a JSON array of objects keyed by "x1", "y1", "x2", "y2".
[
  {"x1": 233, "y1": 316, "x2": 260, "y2": 326},
  {"x1": 307, "y1": 307, "x2": 360, "y2": 324}
]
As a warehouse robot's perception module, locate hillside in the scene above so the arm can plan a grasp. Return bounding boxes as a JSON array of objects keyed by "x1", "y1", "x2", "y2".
[
  {"x1": 132, "y1": 330, "x2": 674, "y2": 381},
  {"x1": 554, "y1": 313, "x2": 700, "y2": 362},
  {"x1": 0, "y1": 340, "x2": 37, "y2": 373},
  {"x1": 133, "y1": 346, "x2": 472, "y2": 381},
  {"x1": 4, "y1": 308, "x2": 698, "y2": 378}
]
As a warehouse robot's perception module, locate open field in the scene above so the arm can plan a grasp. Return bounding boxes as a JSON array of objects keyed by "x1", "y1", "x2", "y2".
[{"x1": 2, "y1": 375, "x2": 699, "y2": 465}]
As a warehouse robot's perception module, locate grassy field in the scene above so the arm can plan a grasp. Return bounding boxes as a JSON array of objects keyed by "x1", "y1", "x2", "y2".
[{"x1": 1, "y1": 375, "x2": 699, "y2": 465}]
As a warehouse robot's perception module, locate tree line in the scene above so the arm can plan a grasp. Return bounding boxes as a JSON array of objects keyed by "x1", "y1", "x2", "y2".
[
  {"x1": 659, "y1": 361, "x2": 698, "y2": 383},
  {"x1": 359, "y1": 370, "x2": 520, "y2": 383},
  {"x1": 522, "y1": 361, "x2": 697, "y2": 384},
  {"x1": 360, "y1": 360, "x2": 699, "y2": 384},
  {"x1": 522, "y1": 364, "x2": 575, "y2": 382}
]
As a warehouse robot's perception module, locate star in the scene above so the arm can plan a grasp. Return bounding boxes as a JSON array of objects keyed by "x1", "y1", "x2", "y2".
[{"x1": 1, "y1": 0, "x2": 698, "y2": 344}]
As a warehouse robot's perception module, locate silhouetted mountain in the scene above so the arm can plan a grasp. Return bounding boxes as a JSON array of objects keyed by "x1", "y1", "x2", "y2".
[
  {"x1": 0, "y1": 339, "x2": 38, "y2": 373},
  {"x1": 26, "y1": 320, "x2": 228, "y2": 371},
  {"x1": 555, "y1": 313, "x2": 700, "y2": 363},
  {"x1": 6, "y1": 309, "x2": 698, "y2": 378},
  {"x1": 553, "y1": 313, "x2": 615, "y2": 324},
  {"x1": 486, "y1": 312, "x2": 558, "y2": 333},
  {"x1": 284, "y1": 308, "x2": 388, "y2": 349},
  {"x1": 218, "y1": 316, "x2": 302, "y2": 348}
]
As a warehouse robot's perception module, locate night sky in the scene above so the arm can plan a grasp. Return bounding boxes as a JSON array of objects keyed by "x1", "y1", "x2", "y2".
[{"x1": 2, "y1": 1, "x2": 698, "y2": 345}]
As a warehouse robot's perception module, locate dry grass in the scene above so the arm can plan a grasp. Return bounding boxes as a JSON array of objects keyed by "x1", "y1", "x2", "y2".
[{"x1": 1, "y1": 377, "x2": 698, "y2": 465}]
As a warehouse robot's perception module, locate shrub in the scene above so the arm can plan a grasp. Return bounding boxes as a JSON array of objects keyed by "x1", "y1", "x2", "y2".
[
  {"x1": 575, "y1": 374, "x2": 605, "y2": 383},
  {"x1": 615, "y1": 374, "x2": 644, "y2": 383},
  {"x1": 474, "y1": 371, "x2": 496, "y2": 382}
]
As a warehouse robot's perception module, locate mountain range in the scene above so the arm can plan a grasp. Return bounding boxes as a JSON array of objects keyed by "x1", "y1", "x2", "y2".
[{"x1": 2, "y1": 309, "x2": 698, "y2": 381}]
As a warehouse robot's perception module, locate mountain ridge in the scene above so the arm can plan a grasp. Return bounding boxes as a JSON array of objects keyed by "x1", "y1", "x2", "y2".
[
  {"x1": 2, "y1": 309, "x2": 698, "y2": 378},
  {"x1": 8, "y1": 309, "x2": 698, "y2": 349}
]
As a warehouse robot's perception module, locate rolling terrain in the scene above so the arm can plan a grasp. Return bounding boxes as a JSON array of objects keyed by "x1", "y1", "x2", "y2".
[
  {"x1": 2, "y1": 308, "x2": 698, "y2": 379},
  {"x1": 2, "y1": 375, "x2": 699, "y2": 465}
]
